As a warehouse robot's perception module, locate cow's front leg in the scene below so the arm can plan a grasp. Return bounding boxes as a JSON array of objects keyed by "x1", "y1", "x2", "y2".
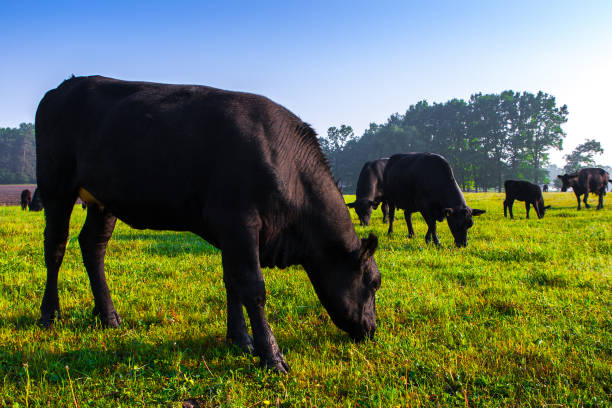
[
  {"x1": 424, "y1": 216, "x2": 440, "y2": 245},
  {"x1": 525, "y1": 202, "x2": 530, "y2": 219},
  {"x1": 597, "y1": 192, "x2": 604, "y2": 210},
  {"x1": 220, "y1": 227, "x2": 288, "y2": 373},
  {"x1": 575, "y1": 192, "x2": 581, "y2": 210}
]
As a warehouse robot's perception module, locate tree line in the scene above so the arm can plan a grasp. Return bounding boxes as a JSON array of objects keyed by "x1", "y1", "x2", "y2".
[
  {"x1": 320, "y1": 91, "x2": 572, "y2": 192},
  {"x1": 0, "y1": 93, "x2": 607, "y2": 188},
  {"x1": 0, "y1": 123, "x2": 36, "y2": 184}
]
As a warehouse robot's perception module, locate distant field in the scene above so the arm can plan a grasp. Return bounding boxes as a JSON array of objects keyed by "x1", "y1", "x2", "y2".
[
  {"x1": 0, "y1": 184, "x2": 37, "y2": 205},
  {"x1": 0, "y1": 192, "x2": 610, "y2": 407}
]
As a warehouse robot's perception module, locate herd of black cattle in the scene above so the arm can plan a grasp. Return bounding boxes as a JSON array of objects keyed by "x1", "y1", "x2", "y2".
[
  {"x1": 346, "y1": 157, "x2": 610, "y2": 243},
  {"x1": 15, "y1": 76, "x2": 611, "y2": 373}
]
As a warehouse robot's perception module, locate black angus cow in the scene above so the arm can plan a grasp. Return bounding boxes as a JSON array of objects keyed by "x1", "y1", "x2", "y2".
[
  {"x1": 29, "y1": 188, "x2": 43, "y2": 211},
  {"x1": 558, "y1": 168, "x2": 610, "y2": 210},
  {"x1": 542, "y1": 184, "x2": 549, "y2": 192},
  {"x1": 503, "y1": 180, "x2": 550, "y2": 219},
  {"x1": 20, "y1": 189, "x2": 32, "y2": 210},
  {"x1": 347, "y1": 158, "x2": 389, "y2": 226},
  {"x1": 35, "y1": 76, "x2": 381, "y2": 373},
  {"x1": 383, "y1": 153, "x2": 485, "y2": 247}
]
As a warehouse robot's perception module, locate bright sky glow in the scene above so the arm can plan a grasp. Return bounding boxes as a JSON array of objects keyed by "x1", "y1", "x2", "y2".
[{"x1": 1, "y1": 1, "x2": 611, "y2": 165}]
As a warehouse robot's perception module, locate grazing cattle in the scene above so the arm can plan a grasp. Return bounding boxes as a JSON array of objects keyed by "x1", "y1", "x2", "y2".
[
  {"x1": 35, "y1": 76, "x2": 381, "y2": 373},
  {"x1": 20, "y1": 189, "x2": 32, "y2": 210},
  {"x1": 347, "y1": 158, "x2": 389, "y2": 226},
  {"x1": 383, "y1": 153, "x2": 485, "y2": 247},
  {"x1": 29, "y1": 188, "x2": 43, "y2": 211},
  {"x1": 503, "y1": 180, "x2": 550, "y2": 219},
  {"x1": 542, "y1": 184, "x2": 549, "y2": 192},
  {"x1": 558, "y1": 168, "x2": 610, "y2": 210}
]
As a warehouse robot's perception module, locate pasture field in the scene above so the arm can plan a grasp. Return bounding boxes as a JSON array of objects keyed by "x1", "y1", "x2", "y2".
[{"x1": 0, "y1": 192, "x2": 610, "y2": 407}]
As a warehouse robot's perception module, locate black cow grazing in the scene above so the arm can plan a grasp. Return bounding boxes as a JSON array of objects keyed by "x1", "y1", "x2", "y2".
[
  {"x1": 20, "y1": 189, "x2": 32, "y2": 210},
  {"x1": 383, "y1": 153, "x2": 485, "y2": 247},
  {"x1": 542, "y1": 184, "x2": 549, "y2": 192},
  {"x1": 29, "y1": 188, "x2": 43, "y2": 211},
  {"x1": 35, "y1": 76, "x2": 381, "y2": 373},
  {"x1": 558, "y1": 168, "x2": 610, "y2": 210},
  {"x1": 347, "y1": 158, "x2": 389, "y2": 226},
  {"x1": 503, "y1": 180, "x2": 550, "y2": 219}
]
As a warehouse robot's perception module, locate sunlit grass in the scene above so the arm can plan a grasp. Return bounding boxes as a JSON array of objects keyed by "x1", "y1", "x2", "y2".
[{"x1": 0, "y1": 192, "x2": 610, "y2": 406}]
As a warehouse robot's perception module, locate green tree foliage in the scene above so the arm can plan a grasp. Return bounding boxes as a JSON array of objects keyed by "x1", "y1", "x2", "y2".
[
  {"x1": 0, "y1": 123, "x2": 36, "y2": 183},
  {"x1": 563, "y1": 139, "x2": 604, "y2": 174},
  {"x1": 323, "y1": 91, "x2": 568, "y2": 192},
  {"x1": 318, "y1": 125, "x2": 354, "y2": 186}
]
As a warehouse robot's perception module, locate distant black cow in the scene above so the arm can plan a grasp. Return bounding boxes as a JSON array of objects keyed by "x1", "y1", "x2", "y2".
[
  {"x1": 347, "y1": 158, "x2": 389, "y2": 226},
  {"x1": 558, "y1": 168, "x2": 610, "y2": 210},
  {"x1": 503, "y1": 180, "x2": 550, "y2": 219},
  {"x1": 35, "y1": 75, "x2": 381, "y2": 373},
  {"x1": 28, "y1": 188, "x2": 43, "y2": 211},
  {"x1": 383, "y1": 153, "x2": 485, "y2": 247},
  {"x1": 542, "y1": 184, "x2": 549, "y2": 192},
  {"x1": 20, "y1": 189, "x2": 32, "y2": 210}
]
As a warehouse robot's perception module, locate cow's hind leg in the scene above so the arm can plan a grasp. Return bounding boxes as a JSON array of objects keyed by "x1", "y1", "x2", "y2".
[
  {"x1": 39, "y1": 198, "x2": 75, "y2": 327},
  {"x1": 404, "y1": 211, "x2": 414, "y2": 238},
  {"x1": 220, "y1": 220, "x2": 288, "y2": 373},
  {"x1": 583, "y1": 191, "x2": 591, "y2": 208},
  {"x1": 575, "y1": 192, "x2": 581, "y2": 210},
  {"x1": 78, "y1": 205, "x2": 121, "y2": 327},
  {"x1": 597, "y1": 190, "x2": 604, "y2": 210},
  {"x1": 387, "y1": 204, "x2": 396, "y2": 234}
]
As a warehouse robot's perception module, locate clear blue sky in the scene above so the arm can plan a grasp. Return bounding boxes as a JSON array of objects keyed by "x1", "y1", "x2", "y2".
[{"x1": 1, "y1": 0, "x2": 611, "y2": 165}]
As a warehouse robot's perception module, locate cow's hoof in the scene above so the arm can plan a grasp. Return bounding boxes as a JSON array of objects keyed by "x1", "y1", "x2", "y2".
[
  {"x1": 38, "y1": 311, "x2": 60, "y2": 328},
  {"x1": 227, "y1": 334, "x2": 255, "y2": 354},
  {"x1": 260, "y1": 353, "x2": 290, "y2": 374},
  {"x1": 93, "y1": 306, "x2": 122, "y2": 328}
]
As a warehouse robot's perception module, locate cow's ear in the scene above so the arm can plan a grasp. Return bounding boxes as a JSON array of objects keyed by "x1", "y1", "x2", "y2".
[
  {"x1": 544, "y1": 205, "x2": 551, "y2": 209},
  {"x1": 347, "y1": 201, "x2": 356, "y2": 208},
  {"x1": 557, "y1": 175, "x2": 563, "y2": 179},
  {"x1": 369, "y1": 200, "x2": 379, "y2": 210},
  {"x1": 359, "y1": 233, "x2": 378, "y2": 263},
  {"x1": 443, "y1": 208, "x2": 454, "y2": 218},
  {"x1": 471, "y1": 208, "x2": 486, "y2": 216}
]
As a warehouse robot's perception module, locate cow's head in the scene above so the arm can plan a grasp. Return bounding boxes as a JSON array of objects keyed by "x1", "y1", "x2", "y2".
[
  {"x1": 536, "y1": 196, "x2": 551, "y2": 219},
  {"x1": 442, "y1": 207, "x2": 486, "y2": 247},
  {"x1": 557, "y1": 174, "x2": 578, "y2": 192},
  {"x1": 347, "y1": 199, "x2": 378, "y2": 226},
  {"x1": 306, "y1": 233, "x2": 380, "y2": 341}
]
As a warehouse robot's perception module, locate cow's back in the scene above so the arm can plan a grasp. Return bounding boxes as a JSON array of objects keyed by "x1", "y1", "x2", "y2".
[
  {"x1": 35, "y1": 76, "x2": 340, "y2": 245},
  {"x1": 505, "y1": 180, "x2": 541, "y2": 201},
  {"x1": 383, "y1": 153, "x2": 464, "y2": 211}
]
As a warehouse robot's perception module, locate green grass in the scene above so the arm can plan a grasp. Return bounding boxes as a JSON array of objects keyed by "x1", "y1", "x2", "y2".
[{"x1": 0, "y1": 192, "x2": 610, "y2": 407}]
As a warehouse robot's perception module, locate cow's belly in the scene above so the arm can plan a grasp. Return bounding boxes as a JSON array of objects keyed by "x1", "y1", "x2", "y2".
[{"x1": 78, "y1": 185, "x2": 204, "y2": 232}]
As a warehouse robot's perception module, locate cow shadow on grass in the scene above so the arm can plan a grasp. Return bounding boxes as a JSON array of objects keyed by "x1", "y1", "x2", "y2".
[
  {"x1": 2, "y1": 308, "x2": 350, "y2": 387},
  {"x1": 110, "y1": 231, "x2": 219, "y2": 257}
]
